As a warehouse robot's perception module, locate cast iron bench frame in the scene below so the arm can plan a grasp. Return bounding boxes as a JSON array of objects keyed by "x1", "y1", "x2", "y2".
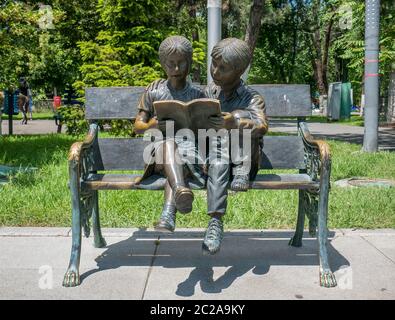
[{"x1": 63, "y1": 85, "x2": 337, "y2": 288}]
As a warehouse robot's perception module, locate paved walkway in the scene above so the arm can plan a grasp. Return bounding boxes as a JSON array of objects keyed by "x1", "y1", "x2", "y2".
[
  {"x1": 0, "y1": 227, "x2": 394, "y2": 300},
  {"x1": 1, "y1": 119, "x2": 63, "y2": 135},
  {"x1": 269, "y1": 120, "x2": 395, "y2": 151}
]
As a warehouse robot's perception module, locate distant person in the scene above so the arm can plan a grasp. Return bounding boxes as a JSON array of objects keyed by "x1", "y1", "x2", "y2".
[
  {"x1": 28, "y1": 88, "x2": 33, "y2": 120},
  {"x1": 18, "y1": 77, "x2": 30, "y2": 125}
]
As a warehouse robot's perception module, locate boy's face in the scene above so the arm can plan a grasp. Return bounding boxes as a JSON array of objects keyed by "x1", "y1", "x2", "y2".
[
  {"x1": 211, "y1": 57, "x2": 242, "y2": 88},
  {"x1": 163, "y1": 51, "x2": 190, "y2": 81}
]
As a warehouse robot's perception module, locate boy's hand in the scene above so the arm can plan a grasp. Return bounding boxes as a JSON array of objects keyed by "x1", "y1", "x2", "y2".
[
  {"x1": 208, "y1": 115, "x2": 225, "y2": 130},
  {"x1": 222, "y1": 112, "x2": 237, "y2": 130},
  {"x1": 237, "y1": 118, "x2": 254, "y2": 130}
]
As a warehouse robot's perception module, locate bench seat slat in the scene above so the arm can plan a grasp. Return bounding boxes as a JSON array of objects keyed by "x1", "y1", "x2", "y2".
[{"x1": 82, "y1": 173, "x2": 318, "y2": 191}]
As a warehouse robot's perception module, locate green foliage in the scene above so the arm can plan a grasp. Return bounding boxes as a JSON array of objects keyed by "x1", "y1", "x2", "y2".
[
  {"x1": 76, "y1": 0, "x2": 172, "y2": 91},
  {"x1": 0, "y1": 1, "x2": 101, "y2": 93},
  {"x1": 249, "y1": 1, "x2": 314, "y2": 85},
  {"x1": 71, "y1": 0, "x2": 174, "y2": 137},
  {"x1": 28, "y1": 33, "x2": 77, "y2": 93},
  {"x1": 0, "y1": 2, "x2": 40, "y2": 90},
  {"x1": 332, "y1": 0, "x2": 395, "y2": 101},
  {"x1": 58, "y1": 105, "x2": 88, "y2": 136},
  {"x1": 192, "y1": 40, "x2": 206, "y2": 71}
]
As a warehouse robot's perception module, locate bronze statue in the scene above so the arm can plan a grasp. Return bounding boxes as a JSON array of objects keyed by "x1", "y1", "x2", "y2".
[
  {"x1": 134, "y1": 36, "x2": 267, "y2": 257},
  {"x1": 207, "y1": 38, "x2": 268, "y2": 190},
  {"x1": 202, "y1": 37, "x2": 268, "y2": 254},
  {"x1": 134, "y1": 36, "x2": 213, "y2": 232}
]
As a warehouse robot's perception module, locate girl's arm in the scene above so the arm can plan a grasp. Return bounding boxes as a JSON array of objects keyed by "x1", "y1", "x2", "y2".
[{"x1": 134, "y1": 110, "x2": 158, "y2": 134}]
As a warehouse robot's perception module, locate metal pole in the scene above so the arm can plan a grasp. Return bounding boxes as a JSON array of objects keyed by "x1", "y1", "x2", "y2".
[
  {"x1": 207, "y1": 0, "x2": 222, "y2": 84},
  {"x1": 363, "y1": 0, "x2": 380, "y2": 152}
]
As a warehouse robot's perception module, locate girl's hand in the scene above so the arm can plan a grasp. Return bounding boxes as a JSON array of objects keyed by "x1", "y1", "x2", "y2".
[{"x1": 147, "y1": 117, "x2": 159, "y2": 130}]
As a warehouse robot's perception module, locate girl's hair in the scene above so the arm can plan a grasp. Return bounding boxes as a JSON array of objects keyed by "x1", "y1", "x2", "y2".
[
  {"x1": 211, "y1": 38, "x2": 251, "y2": 73},
  {"x1": 159, "y1": 36, "x2": 193, "y2": 66},
  {"x1": 159, "y1": 36, "x2": 193, "y2": 68}
]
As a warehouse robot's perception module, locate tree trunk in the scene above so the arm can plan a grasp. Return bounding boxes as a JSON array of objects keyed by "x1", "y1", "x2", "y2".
[
  {"x1": 188, "y1": 0, "x2": 201, "y2": 83},
  {"x1": 244, "y1": 0, "x2": 265, "y2": 56},
  {"x1": 242, "y1": 0, "x2": 265, "y2": 81},
  {"x1": 322, "y1": 13, "x2": 335, "y2": 92},
  {"x1": 310, "y1": 29, "x2": 327, "y2": 95},
  {"x1": 387, "y1": 71, "x2": 395, "y2": 123}
]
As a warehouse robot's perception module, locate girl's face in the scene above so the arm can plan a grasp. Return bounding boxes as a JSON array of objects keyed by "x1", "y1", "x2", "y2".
[
  {"x1": 164, "y1": 51, "x2": 190, "y2": 82},
  {"x1": 210, "y1": 57, "x2": 242, "y2": 89}
]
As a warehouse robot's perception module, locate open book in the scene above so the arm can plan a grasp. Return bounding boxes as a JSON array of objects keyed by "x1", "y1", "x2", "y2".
[{"x1": 153, "y1": 98, "x2": 222, "y2": 132}]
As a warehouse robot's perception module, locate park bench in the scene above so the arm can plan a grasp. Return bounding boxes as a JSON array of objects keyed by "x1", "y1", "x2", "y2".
[{"x1": 63, "y1": 84, "x2": 337, "y2": 288}]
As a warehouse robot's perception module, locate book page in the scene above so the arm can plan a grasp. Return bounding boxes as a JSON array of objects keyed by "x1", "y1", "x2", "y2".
[
  {"x1": 153, "y1": 98, "x2": 221, "y2": 133},
  {"x1": 188, "y1": 99, "x2": 221, "y2": 131},
  {"x1": 153, "y1": 100, "x2": 190, "y2": 131}
]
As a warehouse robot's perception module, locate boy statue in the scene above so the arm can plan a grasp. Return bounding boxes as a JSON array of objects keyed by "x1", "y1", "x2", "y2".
[{"x1": 202, "y1": 37, "x2": 269, "y2": 254}]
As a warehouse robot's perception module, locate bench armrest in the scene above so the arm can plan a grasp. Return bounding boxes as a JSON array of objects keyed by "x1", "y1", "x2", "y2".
[
  {"x1": 68, "y1": 124, "x2": 98, "y2": 163},
  {"x1": 68, "y1": 123, "x2": 99, "y2": 186},
  {"x1": 298, "y1": 122, "x2": 331, "y2": 184}
]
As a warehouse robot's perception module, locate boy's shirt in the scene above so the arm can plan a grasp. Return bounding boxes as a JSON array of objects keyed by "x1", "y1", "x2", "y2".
[
  {"x1": 138, "y1": 79, "x2": 204, "y2": 117},
  {"x1": 204, "y1": 80, "x2": 268, "y2": 136},
  {"x1": 205, "y1": 80, "x2": 268, "y2": 180}
]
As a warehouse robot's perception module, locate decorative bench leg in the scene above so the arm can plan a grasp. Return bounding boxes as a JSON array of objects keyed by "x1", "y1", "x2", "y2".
[
  {"x1": 92, "y1": 191, "x2": 106, "y2": 248},
  {"x1": 289, "y1": 189, "x2": 307, "y2": 247},
  {"x1": 317, "y1": 170, "x2": 337, "y2": 288},
  {"x1": 63, "y1": 167, "x2": 82, "y2": 287}
]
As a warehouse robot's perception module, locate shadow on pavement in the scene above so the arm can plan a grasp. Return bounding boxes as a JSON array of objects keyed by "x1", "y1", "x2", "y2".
[{"x1": 80, "y1": 229, "x2": 349, "y2": 296}]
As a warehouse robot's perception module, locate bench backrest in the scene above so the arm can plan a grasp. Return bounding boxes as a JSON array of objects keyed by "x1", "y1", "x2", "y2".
[
  {"x1": 85, "y1": 85, "x2": 311, "y2": 120},
  {"x1": 86, "y1": 85, "x2": 310, "y2": 171}
]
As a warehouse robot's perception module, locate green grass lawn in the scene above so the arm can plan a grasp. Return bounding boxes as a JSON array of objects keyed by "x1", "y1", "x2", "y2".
[
  {"x1": 0, "y1": 133, "x2": 394, "y2": 229},
  {"x1": 1, "y1": 111, "x2": 55, "y2": 121},
  {"x1": 307, "y1": 115, "x2": 364, "y2": 126}
]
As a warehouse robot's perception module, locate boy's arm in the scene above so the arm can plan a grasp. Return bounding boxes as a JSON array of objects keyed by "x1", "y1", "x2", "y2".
[{"x1": 232, "y1": 94, "x2": 268, "y2": 137}]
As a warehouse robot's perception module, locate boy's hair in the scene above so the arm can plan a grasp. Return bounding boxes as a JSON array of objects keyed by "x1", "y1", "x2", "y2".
[
  {"x1": 211, "y1": 38, "x2": 252, "y2": 74},
  {"x1": 159, "y1": 36, "x2": 193, "y2": 68}
]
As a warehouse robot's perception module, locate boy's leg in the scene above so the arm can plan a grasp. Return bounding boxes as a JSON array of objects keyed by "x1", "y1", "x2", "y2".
[
  {"x1": 203, "y1": 135, "x2": 230, "y2": 255},
  {"x1": 230, "y1": 132, "x2": 252, "y2": 192}
]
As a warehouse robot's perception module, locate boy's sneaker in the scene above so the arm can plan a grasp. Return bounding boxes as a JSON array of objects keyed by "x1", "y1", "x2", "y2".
[
  {"x1": 202, "y1": 218, "x2": 224, "y2": 255},
  {"x1": 230, "y1": 174, "x2": 250, "y2": 192}
]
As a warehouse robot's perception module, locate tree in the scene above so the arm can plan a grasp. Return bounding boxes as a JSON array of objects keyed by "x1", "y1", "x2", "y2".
[
  {"x1": 0, "y1": 1, "x2": 102, "y2": 94},
  {"x1": 333, "y1": 0, "x2": 395, "y2": 116},
  {"x1": 74, "y1": 0, "x2": 173, "y2": 95},
  {"x1": 249, "y1": 0, "x2": 313, "y2": 85},
  {"x1": 0, "y1": 1, "x2": 39, "y2": 90}
]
